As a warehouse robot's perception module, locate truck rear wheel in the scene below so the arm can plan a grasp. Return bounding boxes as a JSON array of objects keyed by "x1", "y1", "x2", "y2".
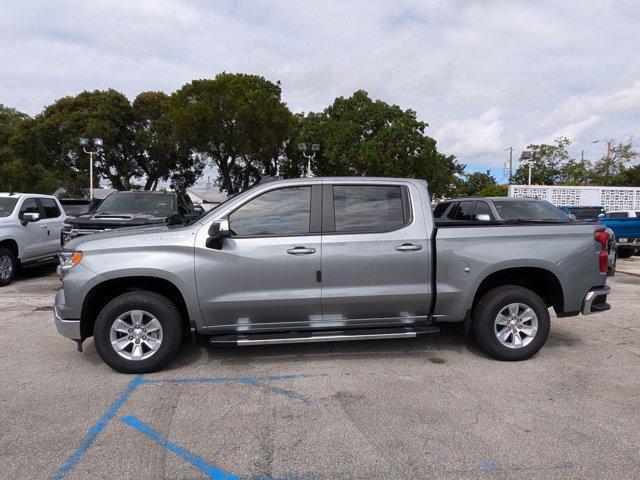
[
  {"x1": 472, "y1": 286, "x2": 550, "y2": 361},
  {"x1": 93, "y1": 291, "x2": 183, "y2": 373},
  {"x1": 0, "y1": 248, "x2": 17, "y2": 287}
]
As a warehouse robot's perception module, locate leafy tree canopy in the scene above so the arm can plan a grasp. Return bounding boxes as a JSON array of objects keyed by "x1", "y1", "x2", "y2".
[
  {"x1": 283, "y1": 90, "x2": 464, "y2": 198},
  {"x1": 171, "y1": 73, "x2": 295, "y2": 194}
]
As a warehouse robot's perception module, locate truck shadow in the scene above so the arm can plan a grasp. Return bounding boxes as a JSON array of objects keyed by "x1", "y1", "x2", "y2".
[
  {"x1": 164, "y1": 324, "x2": 492, "y2": 372},
  {"x1": 165, "y1": 322, "x2": 584, "y2": 372}
]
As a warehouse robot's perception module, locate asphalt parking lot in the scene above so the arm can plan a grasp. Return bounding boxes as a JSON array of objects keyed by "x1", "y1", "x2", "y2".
[{"x1": 1, "y1": 259, "x2": 640, "y2": 480}]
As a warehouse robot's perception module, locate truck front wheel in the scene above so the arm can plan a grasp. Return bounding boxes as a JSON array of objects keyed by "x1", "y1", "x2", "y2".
[
  {"x1": 93, "y1": 291, "x2": 183, "y2": 373},
  {"x1": 472, "y1": 286, "x2": 550, "y2": 361},
  {"x1": 0, "y1": 247, "x2": 17, "y2": 287}
]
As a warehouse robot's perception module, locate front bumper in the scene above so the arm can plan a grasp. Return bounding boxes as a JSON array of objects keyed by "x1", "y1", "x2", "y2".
[
  {"x1": 616, "y1": 238, "x2": 640, "y2": 250},
  {"x1": 581, "y1": 286, "x2": 611, "y2": 315},
  {"x1": 54, "y1": 289, "x2": 81, "y2": 339}
]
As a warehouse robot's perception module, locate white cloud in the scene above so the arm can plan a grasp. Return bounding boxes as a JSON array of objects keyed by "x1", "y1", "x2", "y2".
[
  {"x1": 1, "y1": 0, "x2": 640, "y2": 172},
  {"x1": 434, "y1": 108, "x2": 505, "y2": 160}
]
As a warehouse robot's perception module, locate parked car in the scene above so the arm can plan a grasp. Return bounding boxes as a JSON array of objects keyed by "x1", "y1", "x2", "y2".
[
  {"x1": 605, "y1": 210, "x2": 640, "y2": 219},
  {"x1": 0, "y1": 193, "x2": 66, "y2": 286},
  {"x1": 560, "y1": 206, "x2": 640, "y2": 258},
  {"x1": 434, "y1": 197, "x2": 617, "y2": 276},
  {"x1": 54, "y1": 178, "x2": 612, "y2": 373},
  {"x1": 433, "y1": 196, "x2": 572, "y2": 223},
  {"x1": 58, "y1": 198, "x2": 101, "y2": 217},
  {"x1": 61, "y1": 190, "x2": 205, "y2": 244}
]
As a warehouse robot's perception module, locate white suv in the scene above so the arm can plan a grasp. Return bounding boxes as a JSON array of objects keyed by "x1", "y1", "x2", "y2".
[{"x1": 0, "y1": 193, "x2": 66, "y2": 286}]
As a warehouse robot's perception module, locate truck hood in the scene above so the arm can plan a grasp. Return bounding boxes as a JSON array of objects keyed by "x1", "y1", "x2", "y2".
[
  {"x1": 64, "y1": 224, "x2": 198, "y2": 251},
  {"x1": 66, "y1": 212, "x2": 173, "y2": 228}
]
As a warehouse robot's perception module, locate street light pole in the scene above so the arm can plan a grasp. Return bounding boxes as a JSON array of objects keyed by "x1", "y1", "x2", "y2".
[
  {"x1": 79, "y1": 138, "x2": 103, "y2": 199},
  {"x1": 298, "y1": 143, "x2": 320, "y2": 178}
]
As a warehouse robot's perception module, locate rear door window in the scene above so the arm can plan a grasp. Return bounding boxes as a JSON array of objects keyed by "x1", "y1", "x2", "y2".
[
  {"x1": 38, "y1": 198, "x2": 61, "y2": 218},
  {"x1": 332, "y1": 185, "x2": 407, "y2": 233},
  {"x1": 453, "y1": 201, "x2": 476, "y2": 221}
]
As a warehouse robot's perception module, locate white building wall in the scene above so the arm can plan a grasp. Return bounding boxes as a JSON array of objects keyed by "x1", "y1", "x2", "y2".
[{"x1": 508, "y1": 185, "x2": 640, "y2": 210}]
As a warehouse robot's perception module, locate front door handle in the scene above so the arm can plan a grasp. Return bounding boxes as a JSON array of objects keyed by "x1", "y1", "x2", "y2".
[
  {"x1": 395, "y1": 243, "x2": 422, "y2": 252},
  {"x1": 287, "y1": 246, "x2": 316, "y2": 255}
]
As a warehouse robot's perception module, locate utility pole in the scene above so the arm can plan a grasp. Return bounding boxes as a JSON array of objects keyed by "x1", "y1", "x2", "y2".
[
  {"x1": 593, "y1": 138, "x2": 614, "y2": 185},
  {"x1": 505, "y1": 146, "x2": 513, "y2": 184}
]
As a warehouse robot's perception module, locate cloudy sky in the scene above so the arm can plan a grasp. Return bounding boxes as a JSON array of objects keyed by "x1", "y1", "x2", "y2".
[{"x1": 2, "y1": 0, "x2": 640, "y2": 180}]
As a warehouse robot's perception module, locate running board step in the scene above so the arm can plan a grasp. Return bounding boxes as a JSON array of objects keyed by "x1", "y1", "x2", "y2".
[{"x1": 209, "y1": 326, "x2": 439, "y2": 346}]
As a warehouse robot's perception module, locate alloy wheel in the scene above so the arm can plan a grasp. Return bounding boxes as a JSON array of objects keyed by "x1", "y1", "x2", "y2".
[
  {"x1": 493, "y1": 303, "x2": 538, "y2": 349},
  {"x1": 109, "y1": 310, "x2": 163, "y2": 361},
  {"x1": 0, "y1": 254, "x2": 13, "y2": 281}
]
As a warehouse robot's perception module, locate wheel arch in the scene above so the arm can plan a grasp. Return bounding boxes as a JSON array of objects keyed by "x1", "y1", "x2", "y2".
[
  {"x1": 0, "y1": 239, "x2": 19, "y2": 261},
  {"x1": 471, "y1": 266, "x2": 565, "y2": 316},
  {"x1": 80, "y1": 276, "x2": 191, "y2": 339}
]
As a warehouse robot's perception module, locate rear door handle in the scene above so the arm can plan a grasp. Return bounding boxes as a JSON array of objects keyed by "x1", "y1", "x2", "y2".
[
  {"x1": 395, "y1": 243, "x2": 422, "y2": 252},
  {"x1": 287, "y1": 246, "x2": 317, "y2": 255}
]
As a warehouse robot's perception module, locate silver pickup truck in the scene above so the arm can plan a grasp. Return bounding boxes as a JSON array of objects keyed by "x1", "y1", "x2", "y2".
[
  {"x1": 54, "y1": 178, "x2": 612, "y2": 373},
  {"x1": 0, "y1": 193, "x2": 66, "y2": 286}
]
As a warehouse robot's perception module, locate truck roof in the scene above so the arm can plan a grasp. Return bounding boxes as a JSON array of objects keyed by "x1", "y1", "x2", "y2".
[
  {"x1": 442, "y1": 196, "x2": 544, "y2": 202},
  {"x1": 0, "y1": 192, "x2": 59, "y2": 199}
]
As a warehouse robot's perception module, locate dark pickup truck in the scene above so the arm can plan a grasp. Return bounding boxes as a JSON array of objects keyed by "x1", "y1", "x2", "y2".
[{"x1": 61, "y1": 190, "x2": 204, "y2": 244}]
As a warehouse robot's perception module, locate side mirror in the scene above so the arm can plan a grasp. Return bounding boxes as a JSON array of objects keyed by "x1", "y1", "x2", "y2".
[
  {"x1": 208, "y1": 219, "x2": 230, "y2": 238},
  {"x1": 21, "y1": 212, "x2": 40, "y2": 225},
  {"x1": 206, "y1": 219, "x2": 230, "y2": 249},
  {"x1": 476, "y1": 214, "x2": 491, "y2": 222},
  {"x1": 568, "y1": 213, "x2": 577, "y2": 221},
  {"x1": 192, "y1": 204, "x2": 205, "y2": 216}
]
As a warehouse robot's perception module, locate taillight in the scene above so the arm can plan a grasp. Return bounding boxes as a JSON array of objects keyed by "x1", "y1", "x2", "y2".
[{"x1": 594, "y1": 230, "x2": 608, "y2": 273}]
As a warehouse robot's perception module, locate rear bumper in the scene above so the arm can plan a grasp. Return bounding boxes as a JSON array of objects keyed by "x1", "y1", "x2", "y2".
[
  {"x1": 581, "y1": 286, "x2": 611, "y2": 315},
  {"x1": 54, "y1": 289, "x2": 82, "y2": 340}
]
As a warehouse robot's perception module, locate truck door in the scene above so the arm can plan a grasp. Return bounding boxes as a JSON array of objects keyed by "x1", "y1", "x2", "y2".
[
  {"x1": 194, "y1": 184, "x2": 323, "y2": 330},
  {"x1": 320, "y1": 182, "x2": 434, "y2": 326},
  {"x1": 36, "y1": 197, "x2": 64, "y2": 255},
  {"x1": 17, "y1": 198, "x2": 45, "y2": 260}
]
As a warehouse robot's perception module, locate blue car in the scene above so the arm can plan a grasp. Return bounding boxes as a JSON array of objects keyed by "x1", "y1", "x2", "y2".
[{"x1": 560, "y1": 206, "x2": 640, "y2": 258}]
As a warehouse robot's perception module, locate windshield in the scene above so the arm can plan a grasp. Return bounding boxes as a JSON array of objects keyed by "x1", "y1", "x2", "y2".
[
  {"x1": 0, "y1": 197, "x2": 18, "y2": 217},
  {"x1": 566, "y1": 207, "x2": 605, "y2": 219},
  {"x1": 493, "y1": 200, "x2": 570, "y2": 222},
  {"x1": 95, "y1": 193, "x2": 175, "y2": 215}
]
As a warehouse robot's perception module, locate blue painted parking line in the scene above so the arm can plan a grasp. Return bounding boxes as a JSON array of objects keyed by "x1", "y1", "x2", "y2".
[
  {"x1": 52, "y1": 372, "x2": 323, "y2": 479},
  {"x1": 120, "y1": 415, "x2": 240, "y2": 480},
  {"x1": 144, "y1": 374, "x2": 321, "y2": 404},
  {"x1": 52, "y1": 374, "x2": 144, "y2": 480}
]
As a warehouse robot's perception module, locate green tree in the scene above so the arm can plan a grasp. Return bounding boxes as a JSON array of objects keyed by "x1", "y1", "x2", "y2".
[
  {"x1": 477, "y1": 184, "x2": 508, "y2": 197},
  {"x1": 591, "y1": 138, "x2": 639, "y2": 185},
  {"x1": 513, "y1": 137, "x2": 571, "y2": 185},
  {"x1": 171, "y1": 73, "x2": 295, "y2": 194},
  {"x1": 11, "y1": 89, "x2": 139, "y2": 190},
  {"x1": 616, "y1": 163, "x2": 640, "y2": 186},
  {"x1": 284, "y1": 90, "x2": 463, "y2": 198},
  {"x1": 132, "y1": 91, "x2": 204, "y2": 191},
  {"x1": 459, "y1": 170, "x2": 497, "y2": 196},
  {"x1": 0, "y1": 105, "x2": 60, "y2": 193}
]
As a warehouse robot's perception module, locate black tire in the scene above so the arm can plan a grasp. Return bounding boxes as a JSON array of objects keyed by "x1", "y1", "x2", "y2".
[
  {"x1": 617, "y1": 249, "x2": 633, "y2": 259},
  {"x1": 0, "y1": 247, "x2": 17, "y2": 287},
  {"x1": 93, "y1": 291, "x2": 183, "y2": 373},
  {"x1": 472, "y1": 285, "x2": 550, "y2": 361}
]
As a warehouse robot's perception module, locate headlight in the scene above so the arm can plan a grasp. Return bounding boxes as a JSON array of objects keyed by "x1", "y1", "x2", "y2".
[{"x1": 59, "y1": 250, "x2": 83, "y2": 269}]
